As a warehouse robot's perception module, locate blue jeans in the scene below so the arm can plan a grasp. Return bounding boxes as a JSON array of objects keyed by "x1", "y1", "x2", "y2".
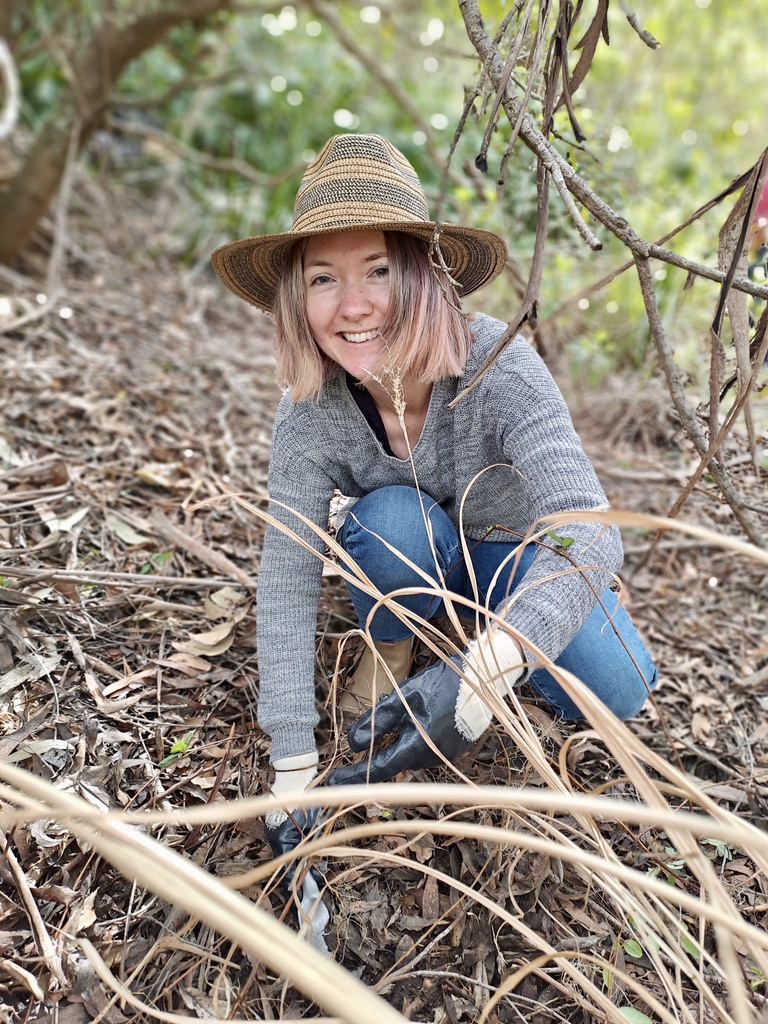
[{"x1": 338, "y1": 486, "x2": 657, "y2": 721}]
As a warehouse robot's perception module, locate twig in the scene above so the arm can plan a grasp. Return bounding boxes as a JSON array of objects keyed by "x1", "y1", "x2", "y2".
[
  {"x1": 474, "y1": 0, "x2": 537, "y2": 174},
  {"x1": 661, "y1": 305, "x2": 768, "y2": 525},
  {"x1": 538, "y1": 164, "x2": 757, "y2": 331},
  {"x1": 634, "y1": 255, "x2": 766, "y2": 550},
  {"x1": 619, "y1": 1, "x2": 662, "y2": 48},
  {"x1": 181, "y1": 724, "x2": 236, "y2": 852},
  {"x1": 111, "y1": 68, "x2": 236, "y2": 111},
  {"x1": 106, "y1": 116, "x2": 305, "y2": 188},
  {"x1": 710, "y1": 149, "x2": 768, "y2": 443},
  {"x1": 384, "y1": 966, "x2": 499, "y2": 995},
  {"x1": 305, "y1": 0, "x2": 458, "y2": 183},
  {"x1": 439, "y1": 6, "x2": 518, "y2": 220},
  {"x1": 448, "y1": 159, "x2": 551, "y2": 407},
  {"x1": 539, "y1": 148, "x2": 601, "y2": 250},
  {"x1": 0, "y1": 565, "x2": 253, "y2": 589},
  {"x1": 0, "y1": 826, "x2": 69, "y2": 990},
  {"x1": 45, "y1": 116, "x2": 82, "y2": 300},
  {"x1": 149, "y1": 509, "x2": 257, "y2": 588}
]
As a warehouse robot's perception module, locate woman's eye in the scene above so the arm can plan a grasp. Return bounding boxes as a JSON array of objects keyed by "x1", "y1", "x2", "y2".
[
  {"x1": 310, "y1": 274, "x2": 332, "y2": 286},
  {"x1": 372, "y1": 265, "x2": 389, "y2": 278}
]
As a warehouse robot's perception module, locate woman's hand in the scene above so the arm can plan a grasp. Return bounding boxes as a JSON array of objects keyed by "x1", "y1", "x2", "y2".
[
  {"x1": 328, "y1": 630, "x2": 524, "y2": 786},
  {"x1": 265, "y1": 754, "x2": 330, "y2": 950},
  {"x1": 265, "y1": 752, "x2": 322, "y2": 895},
  {"x1": 328, "y1": 656, "x2": 472, "y2": 785}
]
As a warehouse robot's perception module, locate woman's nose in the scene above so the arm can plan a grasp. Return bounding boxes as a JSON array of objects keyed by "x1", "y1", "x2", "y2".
[{"x1": 339, "y1": 283, "x2": 372, "y2": 320}]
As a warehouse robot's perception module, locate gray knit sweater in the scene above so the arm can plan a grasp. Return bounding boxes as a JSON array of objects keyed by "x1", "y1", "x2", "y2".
[{"x1": 257, "y1": 314, "x2": 622, "y2": 762}]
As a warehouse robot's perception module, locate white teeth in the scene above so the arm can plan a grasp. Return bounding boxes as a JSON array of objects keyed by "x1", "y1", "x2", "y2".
[{"x1": 342, "y1": 330, "x2": 378, "y2": 343}]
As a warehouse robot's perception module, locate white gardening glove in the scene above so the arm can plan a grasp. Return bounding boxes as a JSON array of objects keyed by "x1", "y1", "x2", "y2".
[
  {"x1": 265, "y1": 751, "x2": 318, "y2": 829},
  {"x1": 454, "y1": 627, "x2": 525, "y2": 741},
  {"x1": 264, "y1": 750, "x2": 329, "y2": 952}
]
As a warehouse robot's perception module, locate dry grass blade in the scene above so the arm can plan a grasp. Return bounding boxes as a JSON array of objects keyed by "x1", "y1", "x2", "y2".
[
  {"x1": 0, "y1": 762, "x2": 409, "y2": 1024},
  {"x1": 0, "y1": 825, "x2": 68, "y2": 989}
]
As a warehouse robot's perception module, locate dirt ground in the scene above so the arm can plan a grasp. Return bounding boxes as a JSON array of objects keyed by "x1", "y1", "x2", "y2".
[{"x1": 0, "y1": 176, "x2": 766, "y2": 1023}]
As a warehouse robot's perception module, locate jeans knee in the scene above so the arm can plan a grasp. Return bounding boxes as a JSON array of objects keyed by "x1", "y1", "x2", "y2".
[
  {"x1": 609, "y1": 663, "x2": 658, "y2": 720},
  {"x1": 531, "y1": 655, "x2": 657, "y2": 722},
  {"x1": 340, "y1": 486, "x2": 457, "y2": 590},
  {"x1": 343, "y1": 486, "x2": 423, "y2": 540}
]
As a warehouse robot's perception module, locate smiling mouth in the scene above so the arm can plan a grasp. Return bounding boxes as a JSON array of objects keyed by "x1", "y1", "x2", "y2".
[{"x1": 341, "y1": 330, "x2": 380, "y2": 344}]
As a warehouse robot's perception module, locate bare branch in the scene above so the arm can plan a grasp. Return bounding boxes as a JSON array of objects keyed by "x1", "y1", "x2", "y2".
[
  {"x1": 713, "y1": 148, "x2": 768, "y2": 461},
  {"x1": 538, "y1": 164, "x2": 758, "y2": 331},
  {"x1": 113, "y1": 68, "x2": 236, "y2": 111},
  {"x1": 634, "y1": 254, "x2": 766, "y2": 550},
  {"x1": 456, "y1": 1, "x2": 768, "y2": 407},
  {"x1": 0, "y1": 1, "x2": 14, "y2": 40},
  {"x1": 672, "y1": 305, "x2": 768, "y2": 526},
  {"x1": 306, "y1": 0, "x2": 449, "y2": 176},
  {"x1": 619, "y1": 1, "x2": 662, "y2": 49},
  {"x1": 461, "y1": 2, "x2": 644, "y2": 252},
  {"x1": 475, "y1": 0, "x2": 539, "y2": 173},
  {"x1": 106, "y1": 116, "x2": 305, "y2": 187},
  {"x1": 449, "y1": 160, "x2": 550, "y2": 407},
  {"x1": 540, "y1": 148, "x2": 602, "y2": 250}
]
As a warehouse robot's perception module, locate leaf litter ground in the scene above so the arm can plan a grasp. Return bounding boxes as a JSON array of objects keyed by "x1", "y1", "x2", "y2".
[{"x1": 0, "y1": 178, "x2": 766, "y2": 1023}]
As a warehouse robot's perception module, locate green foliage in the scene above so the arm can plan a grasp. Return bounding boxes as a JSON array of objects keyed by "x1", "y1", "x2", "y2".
[
  {"x1": 158, "y1": 730, "x2": 196, "y2": 767},
  {"x1": 8, "y1": 2, "x2": 765, "y2": 376},
  {"x1": 747, "y1": 964, "x2": 766, "y2": 991},
  {"x1": 701, "y1": 836, "x2": 735, "y2": 861},
  {"x1": 645, "y1": 845, "x2": 686, "y2": 885},
  {"x1": 618, "y1": 1010, "x2": 654, "y2": 1024},
  {"x1": 678, "y1": 924, "x2": 702, "y2": 961},
  {"x1": 545, "y1": 530, "x2": 575, "y2": 550},
  {"x1": 140, "y1": 550, "x2": 173, "y2": 574}
]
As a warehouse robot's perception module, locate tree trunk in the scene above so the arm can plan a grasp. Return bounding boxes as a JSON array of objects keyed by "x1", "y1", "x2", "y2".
[
  {"x1": 0, "y1": 0, "x2": 233, "y2": 266},
  {"x1": 0, "y1": 1, "x2": 14, "y2": 41}
]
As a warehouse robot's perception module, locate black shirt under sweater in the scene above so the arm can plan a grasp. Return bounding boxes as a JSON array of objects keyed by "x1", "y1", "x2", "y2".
[{"x1": 345, "y1": 373, "x2": 394, "y2": 456}]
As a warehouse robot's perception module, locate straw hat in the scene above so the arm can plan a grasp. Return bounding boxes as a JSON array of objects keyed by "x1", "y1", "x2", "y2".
[{"x1": 210, "y1": 133, "x2": 507, "y2": 313}]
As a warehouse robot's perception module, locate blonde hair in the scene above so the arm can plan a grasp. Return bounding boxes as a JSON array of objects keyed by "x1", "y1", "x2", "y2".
[{"x1": 273, "y1": 232, "x2": 473, "y2": 402}]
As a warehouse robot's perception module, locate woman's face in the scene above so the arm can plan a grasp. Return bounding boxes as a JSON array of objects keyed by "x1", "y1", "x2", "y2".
[{"x1": 303, "y1": 229, "x2": 390, "y2": 382}]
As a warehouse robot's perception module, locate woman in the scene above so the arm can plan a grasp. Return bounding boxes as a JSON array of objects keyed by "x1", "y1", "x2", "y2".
[{"x1": 211, "y1": 133, "x2": 657, "y2": 861}]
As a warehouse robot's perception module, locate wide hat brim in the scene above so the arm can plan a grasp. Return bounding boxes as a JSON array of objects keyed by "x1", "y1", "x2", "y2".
[{"x1": 210, "y1": 221, "x2": 508, "y2": 314}]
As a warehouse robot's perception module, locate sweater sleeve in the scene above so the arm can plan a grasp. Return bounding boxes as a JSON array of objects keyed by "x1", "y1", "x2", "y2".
[
  {"x1": 256, "y1": 396, "x2": 336, "y2": 763},
  {"x1": 490, "y1": 340, "x2": 623, "y2": 670}
]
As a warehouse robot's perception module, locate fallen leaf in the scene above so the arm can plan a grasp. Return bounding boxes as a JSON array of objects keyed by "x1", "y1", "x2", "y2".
[
  {"x1": 691, "y1": 711, "x2": 712, "y2": 743},
  {"x1": 171, "y1": 619, "x2": 235, "y2": 657},
  {"x1": 101, "y1": 668, "x2": 156, "y2": 698},
  {"x1": 136, "y1": 462, "x2": 183, "y2": 489},
  {"x1": 157, "y1": 652, "x2": 213, "y2": 674},
  {"x1": 204, "y1": 586, "x2": 247, "y2": 620},
  {"x1": 58, "y1": 507, "x2": 91, "y2": 533},
  {"x1": 106, "y1": 513, "x2": 152, "y2": 545},
  {"x1": 5, "y1": 737, "x2": 76, "y2": 765},
  {"x1": 65, "y1": 891, "x2": 99, "y2": 935},
  {"x1": 421, "y1": 874, "x2": 440, "y2": 920},
  {"x1": 0, "y1": 958, "x2": 46, "y2": 1002}
]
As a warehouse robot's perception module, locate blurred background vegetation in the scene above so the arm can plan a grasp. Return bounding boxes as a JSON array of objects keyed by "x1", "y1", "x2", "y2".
[{"x1": 1, "y1": 0, "x2": 766, "y2": 383}]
